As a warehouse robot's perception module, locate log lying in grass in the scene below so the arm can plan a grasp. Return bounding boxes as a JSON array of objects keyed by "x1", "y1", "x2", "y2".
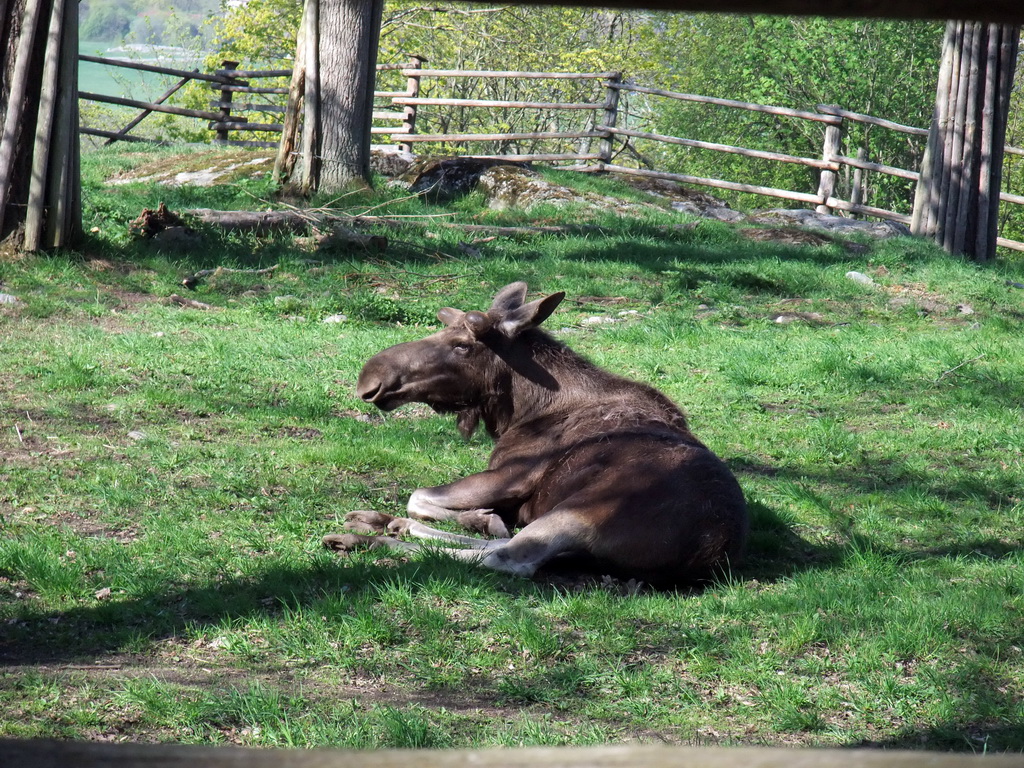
[
  {"x1": 181, "y1": 209, "x2": 387, "y2": 252},
  {"x1": 183, "y1": 208, "x2": 321, "y2": 234}
]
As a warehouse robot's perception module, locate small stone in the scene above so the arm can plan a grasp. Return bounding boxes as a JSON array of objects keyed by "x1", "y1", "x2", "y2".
[
  {"x1": 322, "y1": 314, "x2": 348, "y2": 324},
  {"x1": 0, "y1": 293, "x2": 19, "y2": 304},
  {"x1": 127, "y1": 430, "x2": 147, "y2": 441}
]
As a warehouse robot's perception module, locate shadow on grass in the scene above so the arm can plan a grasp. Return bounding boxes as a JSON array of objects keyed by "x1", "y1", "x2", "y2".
[
  {"x1": 80, "y1": 209, "x2": 888, "y2": 283},
  {"x1": 0, "y1": 553, "x2": 502, "y2": 667},
  {"x1": 3, "y1": 512, "x2": 1023, "y2": 751},
  {"x1": 0, "y1": 498, "x2": 828, "y2": 669},
  {"x1": 848, "y1": 659, "x2": 1024, "y2": 752},
  {"x1": 855, "y1": 722, "x2": 1024, "y2": 753}
]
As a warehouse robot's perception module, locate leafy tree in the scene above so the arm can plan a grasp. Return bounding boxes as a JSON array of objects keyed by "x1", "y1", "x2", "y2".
[
  {"x1": 199, "y1": 4, "x2": 955, "y2": 216},
  {"x1": 644, "y1": 15, "x2": 943, "y2": 213},
  {"x1": 208, "y1": 0, "x2": 302, "y2": 66},
  {"x1": 79, "y1": 1, "x2": 136, "y2": 40},
  {"x1": 998, "y1": 63, "x2": 1024, "y2": 244}
]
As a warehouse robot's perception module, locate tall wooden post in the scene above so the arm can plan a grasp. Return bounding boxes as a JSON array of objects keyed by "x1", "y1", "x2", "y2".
[
  {"x1": 400, "y1": 55, "x2": 425, "y2": 154},
  {"x1": 815, "y1": 110, "x2": 843, "y2": 215},
  {"x1": 215, "y1": 60, "x2": 239, "y2": 145},
  {"x1": 912, "y1": 21, "x2": 1020, "y2": 261},
  {"x1": 0, "y1": 0, "x2": 81, "y2": 250},
  {"x1": 274, "y1": 12, "x2": 308, "y2": 186},
  {"x1": 598, "y1": 73, "x2": 621, "y2": 167}
]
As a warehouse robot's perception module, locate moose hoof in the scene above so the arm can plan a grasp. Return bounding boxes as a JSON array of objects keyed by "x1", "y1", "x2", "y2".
[
  {"x1": 457, "y1": 509, "x2": 510, "y2": 538},
  {"x1": 386, "y1": 517, "x2": 415, "y2": 536},
  {"x1": 323, "y1": 533, "x2": 378, "y2": 553},
  {"x1": 344, "y1": 510, "x2": 396, "y2": 534}
]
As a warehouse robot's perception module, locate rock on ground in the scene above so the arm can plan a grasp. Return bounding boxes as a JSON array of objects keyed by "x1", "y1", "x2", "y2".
[{"x1": 399, "y1": 157, "x2": 914, "y2": 242}]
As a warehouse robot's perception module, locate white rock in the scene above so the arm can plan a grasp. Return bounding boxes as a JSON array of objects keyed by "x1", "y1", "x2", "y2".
[
  {"x1": 322, "y1": 314, "x2": 348, "y2": 324},
  {"x1": 845, "y1": 271, "x2": 874, "y2": 285}
]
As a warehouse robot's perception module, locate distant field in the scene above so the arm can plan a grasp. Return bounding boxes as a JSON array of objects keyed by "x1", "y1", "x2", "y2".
[{"x1": 78, "y1": 40, "x2": 202, "y2": 99}]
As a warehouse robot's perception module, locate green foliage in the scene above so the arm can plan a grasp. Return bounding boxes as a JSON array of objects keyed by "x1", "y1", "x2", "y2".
[
  {"x1": 201, "y1": 5, "x2": 952, "y2": 212},
  {"x1": 80, "y1": 0, "x2": 136, "y2": 40},
  {"x1": 80, "y1": 0, "x2": 220, "y2": 44},
  {"x1": 645, "y1": 16, "x2": 943, "y2": 214},
  {"x1": 998, "y1": 67, "x2": 1024, "y2": 244},
  {"x1": 206, "y1": 0, "x2": 302, "y2": 66}
]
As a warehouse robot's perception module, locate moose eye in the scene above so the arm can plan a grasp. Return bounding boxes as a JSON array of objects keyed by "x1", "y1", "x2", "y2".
[{"x1": 451, "y1": 342, "x2": 471, "y2": 355}]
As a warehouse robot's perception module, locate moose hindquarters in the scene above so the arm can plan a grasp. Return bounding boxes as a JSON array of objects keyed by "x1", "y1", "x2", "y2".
[{"x1": 538, "y1": 440, "x2": 748, "y2": 585}]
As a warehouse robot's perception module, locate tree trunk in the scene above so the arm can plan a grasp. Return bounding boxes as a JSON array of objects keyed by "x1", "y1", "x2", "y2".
[
  {"x1": 911, "y1": 21, "x2": 1020, "y2": 261},
  {"x1": 1, "y1": 0, "x2": 42, "y2": 242},
  {"x1": 314, "y1": 0, "x2": 384, "y2": 192},
  {"x1": 0, "y1": 0, "x2": 81, "y2": 249}
]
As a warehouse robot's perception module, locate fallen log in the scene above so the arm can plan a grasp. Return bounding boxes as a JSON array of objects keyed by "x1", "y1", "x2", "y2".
[
  {"x1": 184, "y1": 208, "x2": 321, "y2": 234},
  {"x1": 181, "y1": 209, "x2": 387, "y2": 253}
]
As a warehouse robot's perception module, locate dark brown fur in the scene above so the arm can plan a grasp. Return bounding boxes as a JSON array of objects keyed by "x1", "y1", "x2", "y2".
[{"x1": 324, "y1": 282, "x2": 748, "y2": 585}]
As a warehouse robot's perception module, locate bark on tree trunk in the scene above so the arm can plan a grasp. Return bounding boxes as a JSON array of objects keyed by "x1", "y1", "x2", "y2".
[
  {"x1": 911, "y1": 21, "x2": 1020, "y2": 261},
  {"x1": 0, "y1": 0, "x2": 81, "y2": 249},
  {"x1": 314, "y1": 0, "x2": 384, "y2": 192},
  {"x1": 1, "y1": 0, "x2": 41, "y2": 241}
]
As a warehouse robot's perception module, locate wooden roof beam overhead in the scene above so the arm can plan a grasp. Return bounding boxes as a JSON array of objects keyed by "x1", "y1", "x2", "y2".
[{"x1": 490, "y1": 1, "x2": 1024, "y2": 24}]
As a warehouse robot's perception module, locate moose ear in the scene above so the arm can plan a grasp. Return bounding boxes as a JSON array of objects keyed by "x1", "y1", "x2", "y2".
[
  {"x1": 437, "y1": 307, "x2": 464, "y2": 326},
  {"x1": 497, "y1": 291, "x2": 565, "y2": 337},
  {"x1": 489, "y1": 282, "x2": 529, "y2": 314}
]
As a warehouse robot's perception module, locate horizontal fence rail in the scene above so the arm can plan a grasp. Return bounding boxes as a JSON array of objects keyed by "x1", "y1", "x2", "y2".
[{"x1": 77, "y1": 56, "x2": 1024, "y2": 251}]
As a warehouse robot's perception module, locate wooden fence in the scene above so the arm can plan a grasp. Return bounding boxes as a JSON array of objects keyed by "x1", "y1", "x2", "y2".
[{"x1": 77, "y1": 57, "x2": 1024, "y2": 251}]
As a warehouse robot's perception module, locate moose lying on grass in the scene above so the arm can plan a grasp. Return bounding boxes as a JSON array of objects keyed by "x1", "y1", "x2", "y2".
[{"x1": 323, "y1": 282, "x2": 748, "y2": 586}]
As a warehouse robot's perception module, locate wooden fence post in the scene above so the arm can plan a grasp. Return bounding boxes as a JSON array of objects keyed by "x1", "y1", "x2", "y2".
[
  {"x1": 850, "y1": 146, "x2": 868, "y2": 213},
  {"x1": 216, "y1": 60, "x2": 239, "y2": 144},
  {"x1": 0, "y1": 0, "x2": 47, "y2": 239},
  {"x1": 24, "y1": 0, "x2": 66, "y2": 252},
  {"x1": 815, "y1": 107, "x2": 843, "y2": 214},
  {"x1": 299, "y1": 0, "x2": 319, "y2": 195},
  {"x1": 400, "y1": 55, "x2": 425, "y2": 154},
  {"x1": 275, "y1": 17, "x2": 308, "y2": 185},
  {"x1": 911, "y1": 20, "x2": 1021, "y2": 260},
  {"x1": 598, "y1": 72, "x2": 621, "y2": 167}
]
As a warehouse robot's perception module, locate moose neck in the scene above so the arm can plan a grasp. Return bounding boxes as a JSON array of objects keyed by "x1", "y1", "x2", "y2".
[
  {"x1": 479, "y1": 330, "x2": 603, "y2": 438},
  {"x1": 473, "y1": 327, "x2": 692, "y2": 442}
]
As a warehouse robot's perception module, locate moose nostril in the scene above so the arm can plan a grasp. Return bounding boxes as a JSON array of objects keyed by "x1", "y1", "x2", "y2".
[{"x1": 359, "y1": 381, "x2": 381, "y2": 402}]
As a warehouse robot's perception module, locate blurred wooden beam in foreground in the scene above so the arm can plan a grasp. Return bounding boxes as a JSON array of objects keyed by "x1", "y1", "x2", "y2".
[
  {"x1": 3, "y1": 740, "x2": 1024, "y2": 768},
  {"x1": 491, "y1": 1, "x2": 1024, "y2": 23}
]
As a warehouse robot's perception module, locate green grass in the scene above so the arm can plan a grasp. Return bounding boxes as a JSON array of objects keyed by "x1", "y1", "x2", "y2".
[{"x1": 1, "y1": 145, "x2": 1023, "y2": 751}]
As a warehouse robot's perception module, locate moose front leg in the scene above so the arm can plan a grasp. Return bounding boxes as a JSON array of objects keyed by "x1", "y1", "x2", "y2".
[{"x1": 406, "y1": 469, "x2": 529, "y2": 538}]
